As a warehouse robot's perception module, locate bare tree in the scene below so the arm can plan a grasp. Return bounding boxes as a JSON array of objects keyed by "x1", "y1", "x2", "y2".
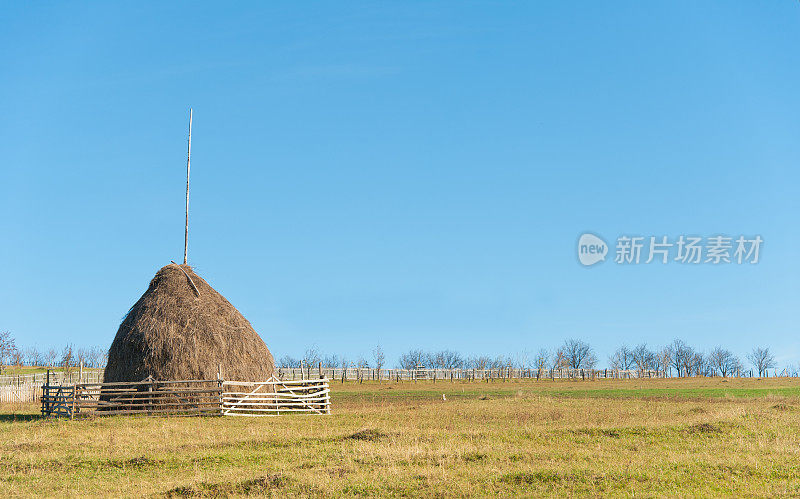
[
  {"x1": 11, "y1": 349, "x2": 23, "y2": 368},
  {"x1": 669, "y1": 339, "x2": 693, "y2": 377},
  {"x1": 98, "y1": 348, "x2": 108, "y2": 369},
  {"x1": 551, "y1": 348, "x2": 567, "y2": 370},
  {"x1": 60, "y1": 344, "x2": 75, "y2": 378},
  {"x1": 708, "y1": 347, "x2": 740, "y2": 377},
  {"x1": 76, "y1": 347, "x2": 88, "y2": 369},
  {"x1": 632, "y1": 344, "x2": 655, "y2": 373},
  {"x1": 489, "y1": 355, "x2": 507, "y2": 369},
  {"x1": 45, "y1": 348, "x2": 58, "y2": 368},
  {"x1": 534, "y1": 348, "x2": 550, "y2": 377},
  {"x1": 372, "y1": 345, "x2": 385, "y2": 371},
  {"x1": 277, "y1": 355, "x2": 301, "y2": 368},
  {"x1": 609, "y1": 345, "x2": 634, "y2": 370},
  {"x1": 512, "y1": 350, "x2": 531, "y2": 370},
  {"x1": 747, "y1": 347, "x2": 775, "y2": 377},
  {"x1": 656, "y1": 347, "x2": 672, "y2": 377},
  {"x1": 561, "y1": 339, "x2": 595, "y2": 369},
  {"x1": 398, "y1": 349, "x2": 426, "y2": 370},
  {"x1": 303, "y1": 345, "x2": 322, "y2": 367},
  {"x1": 429, "y1": 350, "x2": 463, "y2": 369},
  {"x1": 0, "y1": 331, "x2": 16, "y2": 374},
  {"x1": 86, "y1": 346, "x2": 102, "y2": 368},
  {"x1": 466, "y1": 355, "x2": 491, "y2": 370}
]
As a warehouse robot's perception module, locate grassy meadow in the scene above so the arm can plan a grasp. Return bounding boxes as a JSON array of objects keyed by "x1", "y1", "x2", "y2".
[{"x1": 1, "y1": 377, "x2": 800, "y2": 497}]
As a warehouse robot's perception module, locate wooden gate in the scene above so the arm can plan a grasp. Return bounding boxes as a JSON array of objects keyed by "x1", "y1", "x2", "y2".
[{"x1": 222, "y1": 377, "x2": 330, "y2": 416}]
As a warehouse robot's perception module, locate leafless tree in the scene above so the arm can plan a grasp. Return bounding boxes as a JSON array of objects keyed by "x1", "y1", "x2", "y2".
[
  {"x1": 708, "y1": 347, "x2": 740, "y2": 377},
  {"x1": 398, "y1": 349, "x2": 426, "y2": 370},
  {"x1": 609, "y1": 345, "x2": 634, "y2": 370},
  {"x1": 656, "y1": 347, "x2": 672, "y2": 376},
  {"x1": 534, "y1": 348, "x2": 550, "y2": 377},
  {"x1": 86, "y1": 346, "x2": 103, "y2": 368},
  {"x1": 429, "y1": 350, "x2": 463, "y2": 369},
  {"x1": 11, "y1": 349, "x2": 23, "y2": 368},
  {"x1": 489, "y1": 355, "x2": 507, "y2": 369},
  {"x1": 632, "y1": 344, "x2": 656, "y2": 373},
  {"x1": 551, "y1": 348, "x2": 567, "y2": 370},
  {"x1": 466, "y1": 355, "x2": 491, "y2": 370},
  {"x1": 46, "y1": 348, "x2": 58, "y2": 368},
  {"x1": 277, "y1": 355, "x2": 301, "y2": 368},
  {"x1": 512, "y1": 350, "x2": 531, "y2": 370},
  {"x1": 372, "y1": 345, "x2": 385, "y2": 371},
  {"x1": 23, "y1": 346, "x2": 42, "y2": 367},
  {"x1": 303, "y1": 345, "x2": 322, "y2": 367},
  {"x1": 561, "y1": 339, "x2": 596, "y2": 369},
  {"x1": 0, "y1": 331, "x2": 17, "y2": 374},
  {"x1": 668, "y1": 339, "x2": 693, "y2": 377},
  {"x1": 747, "y1": 347, "x2": 775, "y2": 377},
  {"x1": 98, "y1": 348, "x2": 109, "y2": 369},
  {"x1": 688, "y1": 350, "x2": 707, "y2": 376},
  {"x1": 76, "y1": 347, "x2": 89, "y2": 369},
  {"x1": 60, "y1": 344, "x2": 76, "y2": 377}
]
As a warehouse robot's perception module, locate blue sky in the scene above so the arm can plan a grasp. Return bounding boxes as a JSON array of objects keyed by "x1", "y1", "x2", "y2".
[{"x1": 1, "y1": 2, "x2": 798, "y2": 367}]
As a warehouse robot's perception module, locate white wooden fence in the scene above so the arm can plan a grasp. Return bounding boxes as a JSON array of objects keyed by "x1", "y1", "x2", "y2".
[
  {"x1": 0, "y1": 371, "x2": 104, "y2": 403},
  {"x1": 222, "y1": 378, "x2": 330, "y2": 416},
  {"x1": 277, "y1": 367, "x2": 664, "y2": 382}
]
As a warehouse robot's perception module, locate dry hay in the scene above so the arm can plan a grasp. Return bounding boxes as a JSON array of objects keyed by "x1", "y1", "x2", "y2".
[{"x1": 104, "y1": 263, "x2": 274, "y2": 383}]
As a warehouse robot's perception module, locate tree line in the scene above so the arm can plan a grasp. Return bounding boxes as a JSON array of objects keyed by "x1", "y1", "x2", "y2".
[
  {"x1": 276, "y1": 339, "x2": 782, "y2": 378},
  {"x1": 0, "y1": 331, "x2": 107, "y2": 374},
  {"x1": 0, "y1": 330, "x2": 784, "y2": 378}
]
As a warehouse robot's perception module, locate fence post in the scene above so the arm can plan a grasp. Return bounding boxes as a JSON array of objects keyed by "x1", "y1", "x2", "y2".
[{"x1": 217, "y1": 365, "x2": 223, "y2": 415}]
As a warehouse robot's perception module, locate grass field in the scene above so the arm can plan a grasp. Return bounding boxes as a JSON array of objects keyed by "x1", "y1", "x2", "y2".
[{"x1": 1, "y1": 378, "x2": 799, "y2": 497}]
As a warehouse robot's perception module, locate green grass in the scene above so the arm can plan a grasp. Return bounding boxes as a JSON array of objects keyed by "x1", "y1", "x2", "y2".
[{"x1": 2, "y1": 377, "x2": 800, "y2": 497}]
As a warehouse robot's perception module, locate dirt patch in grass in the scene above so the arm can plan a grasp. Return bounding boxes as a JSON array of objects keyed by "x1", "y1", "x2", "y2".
[
  {"x1": 689, "y1": 423, "x2": 721, "y2": 434},
  {"x1": 343, "y1": 429, "x2": 389, "y2": 441},
  {"x1": 326, "y1": 467, "x2": 349, "y2": 478},
  {"x1": 771, "y1": 403, "x2": 794, "y2": 411},
  {"x1": 164, "y1": 474, "x2": 290, "y2": 497},
  {"x1": 689, "y1": 407, "x2": 706, "y2": 414},
  {"x1": 462, "y1": 452, "x2": 487, "y2": 462},
  {"x1": 501, "y1": 470, "x2": 562, "y2": 485}
]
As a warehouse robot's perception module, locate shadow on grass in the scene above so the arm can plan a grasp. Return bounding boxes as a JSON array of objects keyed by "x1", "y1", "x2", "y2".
[{"x1": 0, "y1": 413, "x2": 43, "y2": 422}]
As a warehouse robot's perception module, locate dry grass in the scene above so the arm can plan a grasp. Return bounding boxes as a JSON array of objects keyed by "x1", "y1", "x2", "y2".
[{"x1": 2, "y1": 377, "x2": 800, "y2": 497}]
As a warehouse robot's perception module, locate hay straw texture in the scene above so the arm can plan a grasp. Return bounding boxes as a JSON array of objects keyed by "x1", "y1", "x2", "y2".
[{"x1": 104, "y1": 263, "x2": 275, "y2": 382}]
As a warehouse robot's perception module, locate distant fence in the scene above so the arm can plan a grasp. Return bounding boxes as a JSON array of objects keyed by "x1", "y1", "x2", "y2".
[
  {"x1": 277, "y1": 367, "x2": 664, "y2": 382},
  {"x1": 40, "y1": 377, "x2": 330, "y2": 418},
  {"x1": 0, "y1": 370, "x2": 103, "y2": 404}
]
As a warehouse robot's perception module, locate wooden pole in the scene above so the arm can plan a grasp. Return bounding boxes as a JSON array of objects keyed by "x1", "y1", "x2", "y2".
[{"x1": 184, "y1": 108, "x2": 192, "y2": 265}]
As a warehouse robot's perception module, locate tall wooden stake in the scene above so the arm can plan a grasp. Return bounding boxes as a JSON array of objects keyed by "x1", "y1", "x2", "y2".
[{"x1": 184, "y1": 108, "x2": 192, "y2": 265}]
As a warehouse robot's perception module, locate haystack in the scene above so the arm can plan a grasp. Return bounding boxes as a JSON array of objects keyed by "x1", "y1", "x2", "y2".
[{"x1": 104, "y1": 263, "x2": 274, "y2": 382}]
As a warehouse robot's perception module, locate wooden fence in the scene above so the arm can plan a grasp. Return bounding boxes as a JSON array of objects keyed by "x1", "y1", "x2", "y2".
[
  {"x1": 222, "y1": 378, "x2": 331, "y2": 416},
  {"x1": 40, "y1": 377, "x2": 330, "y2": 418},
  {"x1": 277, "y1": 367, "x2": 665, "y2": 382},
  {"x1": 1, "y1": 371, "x2": 104, "y2": 404}
]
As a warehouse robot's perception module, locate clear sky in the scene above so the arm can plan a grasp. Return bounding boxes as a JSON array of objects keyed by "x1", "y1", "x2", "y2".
[{"x1": 1, "y1": 2, "x2": 798, "y2": 368}]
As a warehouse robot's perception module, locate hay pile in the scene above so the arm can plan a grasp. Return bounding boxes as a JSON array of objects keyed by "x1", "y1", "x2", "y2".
[{"x1": 104, "y1": 263, "x2": 274, "y2": 382}]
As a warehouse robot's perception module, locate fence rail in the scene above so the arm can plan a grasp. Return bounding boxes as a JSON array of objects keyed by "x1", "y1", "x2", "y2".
[
  {"x1": 41, "y1": 378, "x2": 222, "y2": 418},
  {"x1": 276, "y1": 367, "x2": 665, "y2": 382}
]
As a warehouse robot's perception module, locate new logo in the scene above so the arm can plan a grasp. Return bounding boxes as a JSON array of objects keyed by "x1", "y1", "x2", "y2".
[{"x1": 578, "y1": 233, "x2": 608, "y2": 266}]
